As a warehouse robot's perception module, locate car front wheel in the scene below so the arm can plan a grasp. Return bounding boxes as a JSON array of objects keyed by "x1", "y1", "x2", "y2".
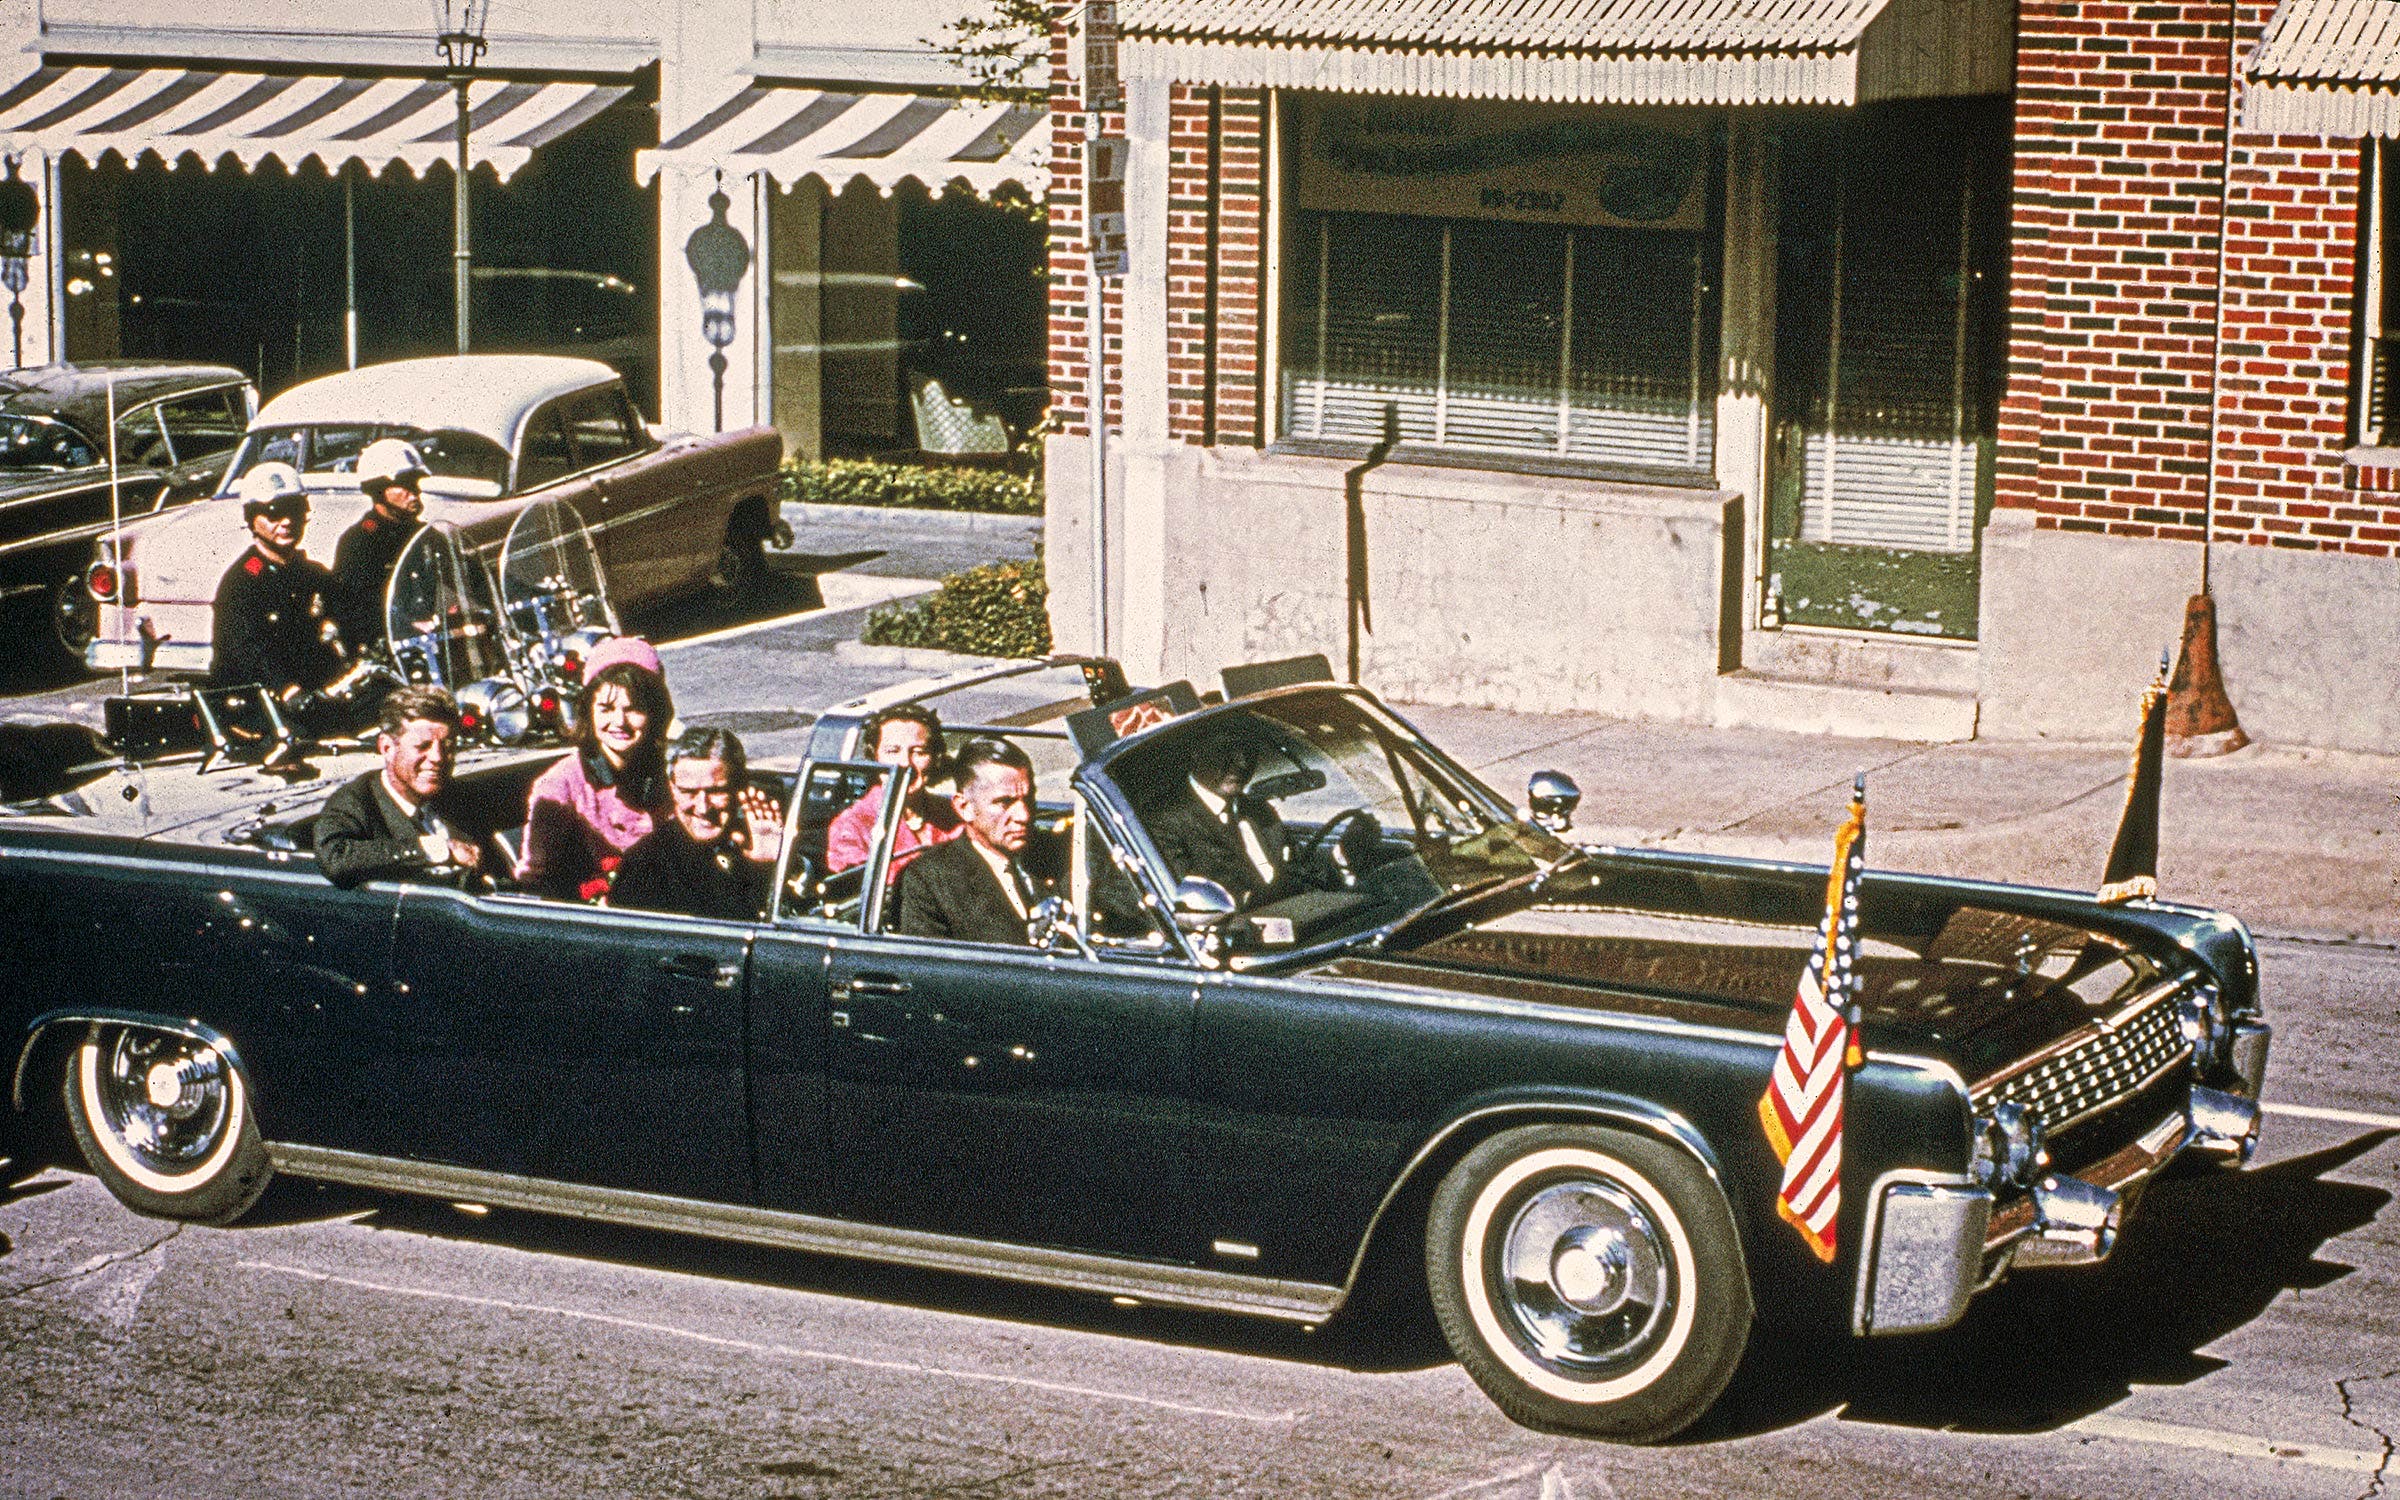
[
  {"x1": 63, "y1": 1024, "x2": 271, "y2": 1225},
  {"x1": 1426, "y1": 1123, "x2": 1751, "y2": 1442}
]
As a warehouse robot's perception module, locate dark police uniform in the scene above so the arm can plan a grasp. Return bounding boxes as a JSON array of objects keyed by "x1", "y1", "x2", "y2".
[
  {"x1": 330, "y1": 508, "x2": 421, "y2": 655},
  {"x1": 211, "y1": 544, "x2": 344, "y2": 696}
]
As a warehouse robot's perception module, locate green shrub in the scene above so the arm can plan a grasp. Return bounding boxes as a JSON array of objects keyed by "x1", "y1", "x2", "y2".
[
  {"x1": 863, "y1": 555, "x2": 1050, "y2": 658},
  {"x1": 780, "y1": 458, "x2": 1040, "y2": 515}
]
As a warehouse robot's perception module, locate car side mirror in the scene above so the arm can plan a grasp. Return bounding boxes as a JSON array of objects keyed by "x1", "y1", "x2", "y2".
[
  {"x1": 1527, "y1": 770, "x2": 1580, "y2": 833},
  {"x1": 1172, "y1": 875, "x2": 1238, "y2": 931},
  {"x1": 1028, "y1": 894, "x2": 1096, "y2": 959}
]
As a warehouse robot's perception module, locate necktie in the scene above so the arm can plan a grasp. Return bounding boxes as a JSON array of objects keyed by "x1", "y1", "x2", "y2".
[
  {"x1": 1007, "y1": 858, "x2": 1040, "y2": 915},
  {"x1": 1227, "y1": 799, "x2": 1277, "y2": 885}
]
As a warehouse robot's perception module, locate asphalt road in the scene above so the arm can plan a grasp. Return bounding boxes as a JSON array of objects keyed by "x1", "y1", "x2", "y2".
[
  {"x1": 4, "y1": 506, "x2": 2397, "y2": 1497},
  {"x1": 2, "y1": 945, "x2": 2395, "y2": 1496}
]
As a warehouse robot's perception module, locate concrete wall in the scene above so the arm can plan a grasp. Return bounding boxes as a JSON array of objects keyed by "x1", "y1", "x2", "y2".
[
  {"x1": 1050, "y1": 441, "x2": 1741, "y2": 721},
  {"x1": 2210, "y1": 543, "x2": 2400, "y2": 753},
  {"x1": 1981, "y1": 510, "x2": 2400, "y2": 751}
]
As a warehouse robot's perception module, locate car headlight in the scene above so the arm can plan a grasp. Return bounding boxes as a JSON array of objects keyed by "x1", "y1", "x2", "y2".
[
  {"x1": 2178, "y1": 980, "x2": 2229, "y2": 1077},
  {"x1": 1970, "y1": 1100, "x2": 2047, "y2": 1190}
]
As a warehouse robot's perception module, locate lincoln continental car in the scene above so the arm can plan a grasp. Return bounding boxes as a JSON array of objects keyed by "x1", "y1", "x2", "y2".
[{"x1": 0, "y1": 659, "x2": 2269, "y2": 1441}]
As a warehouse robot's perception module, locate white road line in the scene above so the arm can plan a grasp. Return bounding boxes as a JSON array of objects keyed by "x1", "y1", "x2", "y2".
[
  {"x1": 2264, "y1": 1101, "x2": 2400, "y2": 1131},
  {"x1": 239, "y1": 1260, "x2": 1298, "y2": 1426},
  {"x1": 657, "y1": 574, "x2": 934, "y2": 654},
  {"x1": 2070, "y1": 1413, "x2": 2388, "y2": 1475}
]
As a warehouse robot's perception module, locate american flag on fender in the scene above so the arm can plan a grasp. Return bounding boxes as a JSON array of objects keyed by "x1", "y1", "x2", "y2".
[{"x1": 1757, "y1": 774, "x2": 1868, "y2": 1265}]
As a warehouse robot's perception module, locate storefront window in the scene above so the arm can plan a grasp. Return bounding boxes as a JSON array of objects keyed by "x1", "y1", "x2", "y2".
[
  {"x1": 1766, "y1": 99, "x2": 2011, "y2": 639},
  {"x1": 1277, "y1": 95, "x2": 1716, "y2": 477}
]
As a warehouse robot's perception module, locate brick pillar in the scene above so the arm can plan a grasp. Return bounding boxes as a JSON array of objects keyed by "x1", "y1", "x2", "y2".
[{"x1": 1999, "y1": 0, "x2": 2238, "y2": 541}]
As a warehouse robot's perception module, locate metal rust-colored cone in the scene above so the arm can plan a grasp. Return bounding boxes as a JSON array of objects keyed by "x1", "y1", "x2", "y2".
[{"x1": 2165, "y1": 592, "x2": 2249, "y2": 758}]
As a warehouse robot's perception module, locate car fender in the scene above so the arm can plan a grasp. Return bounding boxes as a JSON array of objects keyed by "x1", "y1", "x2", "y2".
[
  {"x1": 10, "y1": 1008, "x2": 250, "y2": 1115},
  {"x1": 1335, "y1": 1086, "x2": 1745, "y2": 1307}
]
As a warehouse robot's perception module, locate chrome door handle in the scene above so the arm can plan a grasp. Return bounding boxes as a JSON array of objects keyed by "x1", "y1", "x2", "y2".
[
  {"x1": 658, "y1": 954, "x2": 740, "y2": 988},
  {"x1": 845, "y1": 974, "x2": 911, "y2": 996}
]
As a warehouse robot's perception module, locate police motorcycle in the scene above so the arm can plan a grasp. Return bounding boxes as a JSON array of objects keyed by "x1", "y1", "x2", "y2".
[{"x1": 381, "y1": 495, "x2": 619, "y2": 747}]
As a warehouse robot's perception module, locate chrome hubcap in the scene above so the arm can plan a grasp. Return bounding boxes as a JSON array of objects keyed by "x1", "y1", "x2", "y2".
[
  {"x1": 98, "y1": 1032, "x2": 230, "y2": 1175},
  {"x1": 1496, "y1": 1179, "x2": 1672, "y2": 1376}
]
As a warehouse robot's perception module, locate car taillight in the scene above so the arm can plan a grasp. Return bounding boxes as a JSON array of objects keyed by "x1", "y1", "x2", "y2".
[{"x1": 86, "y1": 561, "x2": 118, "y2": 602}]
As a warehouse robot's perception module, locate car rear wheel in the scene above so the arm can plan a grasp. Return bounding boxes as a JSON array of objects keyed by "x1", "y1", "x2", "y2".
[
  {"x1": 51, "y1": 574, "x2": 96, "y2": 665},
  {"x1": 1426, "y1": 1123, "x2": 1751, "y2": 1442},
  {"x1": 710, "y1": 512, "x2": 769, "y2": 598},
  {"x1": 63, "y1": 1024, "x2": 271, "y2": 1225}
]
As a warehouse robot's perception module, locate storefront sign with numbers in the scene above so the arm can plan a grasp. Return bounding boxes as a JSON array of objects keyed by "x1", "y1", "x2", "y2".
[{"x1": 1290, "y1": 96, "x2": 1707, "y2": 233}]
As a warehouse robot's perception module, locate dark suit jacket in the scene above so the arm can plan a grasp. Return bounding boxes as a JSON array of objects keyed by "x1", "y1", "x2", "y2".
[
  {"x1": 891, "y1": 833, "x2": 1048, "y2": 946},
  {"x1": 611, "y1": 821, "x2": 771, "y2": 922},
  {"x1": 1145, "y1": 785, "x2": 1291, "y2": 905},
  {"x1": 314, "y1": 771, "x2": 487, "y2": 889}
]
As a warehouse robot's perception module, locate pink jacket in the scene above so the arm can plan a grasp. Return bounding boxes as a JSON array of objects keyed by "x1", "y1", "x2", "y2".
[
  {"x1": 825, "y1": 781, "x2": 959, "y2": 874},
  {"x1": 518, "y1": 750, "x2": 660, "y2": 901}
]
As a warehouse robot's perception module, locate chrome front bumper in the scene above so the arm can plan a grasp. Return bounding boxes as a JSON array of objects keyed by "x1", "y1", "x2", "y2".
[{"x1": 1854, "y1": 1053, "x2": 2269, "y2": 1337}]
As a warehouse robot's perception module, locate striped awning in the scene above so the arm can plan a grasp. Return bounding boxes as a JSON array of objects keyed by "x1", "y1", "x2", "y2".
[
  {"x1": 0, "y1": 65, "x2": 631, "y2": 180},
  {"x1": 1119, "y1": 0, "x2": 2013, "y2": 105},
  {"x1": 2244, "y1": 0, "x2": 2400, "y2": 135},
  {"x1": 637, "y1": 88, "x2": 1046, "y2": 197}
]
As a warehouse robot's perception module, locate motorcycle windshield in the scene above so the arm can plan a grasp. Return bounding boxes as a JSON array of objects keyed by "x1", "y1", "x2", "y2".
[
  {"x1": 384, "y1": 521, "x2": 509, "y2": 690},
  {"x1": 498, "y1": 497, "x2": 616, "y2": 649}
]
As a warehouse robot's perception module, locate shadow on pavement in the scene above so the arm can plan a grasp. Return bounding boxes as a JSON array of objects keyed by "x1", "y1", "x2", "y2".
[{"x1": 1698, "y1": 1129, "x2": 2396, "y2": 1442}]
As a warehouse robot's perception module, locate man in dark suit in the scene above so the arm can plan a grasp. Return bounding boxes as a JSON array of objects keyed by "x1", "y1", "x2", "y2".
[
  {"x1": 315, "y1": 686, "x2": 491, "y2": 889},
  {"x1": 1143, "y1": 728, "x2": 1294, "y2": 907},
  {"x1": 892, "y1": 737, "x2": 1051, "y2": 946}
]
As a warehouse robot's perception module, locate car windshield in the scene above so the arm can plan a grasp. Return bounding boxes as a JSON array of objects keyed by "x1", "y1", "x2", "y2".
[
  {"x1": 0, "y1": 413, "x2": 98, "y2": 471},
  {"x1": 223, "y1": 425, "x2": 511, "y2": 489},
  {"x1": 1098, "y1": 688, "x2": 1573, "y2": 951}
]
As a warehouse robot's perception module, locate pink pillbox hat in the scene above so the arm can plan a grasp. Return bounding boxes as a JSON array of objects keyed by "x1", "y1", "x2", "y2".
[{"x1": 581, "y1": 634, "x2": 663, "y2": 681}]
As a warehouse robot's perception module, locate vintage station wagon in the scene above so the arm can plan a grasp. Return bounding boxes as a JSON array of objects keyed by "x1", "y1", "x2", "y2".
[
  {"x1": 82, "y1": 354, "x2": 781, "y2": 676},
  {"x1": 0, "y1": 656, "x2": 2269, "y2": 1441}
]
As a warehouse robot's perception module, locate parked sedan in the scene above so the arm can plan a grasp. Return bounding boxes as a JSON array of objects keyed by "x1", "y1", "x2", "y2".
[
  {"x1": 0, "y1": 657, "x2": 2269, "y2": 1442},
  {"x1": 84, "y1": 355, "x2": 782, "y2": 676},
  {"x1": 0, "y1": 361, "x2": 253, "y2": 665}
]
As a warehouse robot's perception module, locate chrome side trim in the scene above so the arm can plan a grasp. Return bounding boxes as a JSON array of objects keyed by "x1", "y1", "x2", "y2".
[
  {"x1": 1852, "y1": 1168, "x2": 1989, "y2": 1338},
  {"x1": 1985, "y1": 1104, "x2": 2189, "y2": 1257},
  {"x1": 267, "y1": 1143, "x2": 1344, "y2": 1324},
  {"x1": 1336, "y1": 1098, "x2": 1733, "y2": 1303}
]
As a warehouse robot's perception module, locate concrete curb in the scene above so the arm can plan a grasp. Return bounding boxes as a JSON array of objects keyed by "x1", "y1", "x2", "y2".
[
  {"x1": 830, "y1": 641, "x2": 1014, "y2": 673},
  {"x1": 782, "y1": 501, "x2": 1043, "y2": 537}
]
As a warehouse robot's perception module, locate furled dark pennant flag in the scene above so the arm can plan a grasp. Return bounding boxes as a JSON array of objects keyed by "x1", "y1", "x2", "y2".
[
  {"x1": 1757, "y1": 775, "x2": 1868, "y2": 1265},
  {"x1": 2098, "y1": 658, "x2": 2169, "y2": 905}
]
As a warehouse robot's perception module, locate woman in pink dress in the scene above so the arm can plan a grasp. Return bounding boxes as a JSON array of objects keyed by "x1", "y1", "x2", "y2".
[{"x1": 517, "y1": 636, "x2": 674, "y2": 901}]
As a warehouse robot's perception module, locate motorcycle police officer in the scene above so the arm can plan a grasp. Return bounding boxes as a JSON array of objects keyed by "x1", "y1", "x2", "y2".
[
  {"x1": 331, "y1": 438, "x2": 429, "y2": 652},
  {"x1": 210, "y1": 462, "x2": 346, "y2": 705}
]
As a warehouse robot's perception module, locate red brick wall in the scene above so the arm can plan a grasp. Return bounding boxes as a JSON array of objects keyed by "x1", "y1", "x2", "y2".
[
  {"x1": 1999, "y1": 0, "x2": 2241, "y2": 543},
  {"x1": 1046, "y1": 2, "x2": 1268, "y2": 448},
  {"x1": 2215, "y1": 139, "x2": 2399, "y2": 556},
  {"x1": 2001, "y1": 0, "x2": 2391, "y2": 557},
  {"x1": 1047, "y1": 5, "x2": 1122, "y2": 439}
]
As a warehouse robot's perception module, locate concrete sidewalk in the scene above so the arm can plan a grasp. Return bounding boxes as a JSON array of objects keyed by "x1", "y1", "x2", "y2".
[{"x1": 1403, "y1": 702, "x2": 2400, "y2": 945}]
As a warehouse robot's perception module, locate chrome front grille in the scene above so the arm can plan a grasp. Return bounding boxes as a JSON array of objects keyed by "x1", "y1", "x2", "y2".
[{"x1": 1977, "y1": 985, "x2": 2192, "y2": 1135}]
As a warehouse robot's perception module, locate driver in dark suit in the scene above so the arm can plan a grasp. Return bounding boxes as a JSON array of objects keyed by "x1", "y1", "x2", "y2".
[
  {"x1": 314, "y1": 686, "x2": 495, "y2": 889},
  {"x1": 892, "y1": 737, "x2": 1054, "y2": 946},
  {"x1": 1142, "y1": 728, "x2": 1294, "y2": 907}
]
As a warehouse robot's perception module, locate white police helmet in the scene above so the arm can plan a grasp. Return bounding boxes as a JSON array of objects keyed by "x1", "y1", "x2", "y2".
[
  {"x1": 357, "y1": 437, "x2": 430, "y2": 495},
  {"x1": 235, "y1": 461, "x2": 306, "y2": 518}
]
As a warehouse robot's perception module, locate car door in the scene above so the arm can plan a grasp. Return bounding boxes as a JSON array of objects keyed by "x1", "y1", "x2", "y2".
[
  {"x1": 381, "y1": 884, "x2": 754, "y2": 1203},
  {"x1": 570, "y1": 385, "x2": 685, "y2": 604},
  {"x1": 822, "y1": 786, "x2": 1200, "y2": 1261}
]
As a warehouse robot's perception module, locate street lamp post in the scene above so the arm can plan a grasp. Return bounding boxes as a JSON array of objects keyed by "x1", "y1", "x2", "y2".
[
  {"x1": 0, "y1": 160, "x2": 38, "y2": 369},
  {"x1": 684, "y1": 184, "x2": 751, "y2": 433},
  {"x1": 433, "y1": 0, "x2": 491, "y2": 357}
]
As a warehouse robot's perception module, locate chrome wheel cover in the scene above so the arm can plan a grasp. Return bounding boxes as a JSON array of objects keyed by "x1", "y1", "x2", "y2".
[
  {"x1": 90, "y1": 1029, "x2": 234, "y2": 1180},
  {"x1": 1491, "y1": 1177, "x2": 1674, "y2": 1379}
]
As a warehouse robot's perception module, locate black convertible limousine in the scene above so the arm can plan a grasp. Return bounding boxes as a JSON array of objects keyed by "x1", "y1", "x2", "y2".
[{"x1": 0, "y1": 654, "x2": 2270, "y2": 1441}]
